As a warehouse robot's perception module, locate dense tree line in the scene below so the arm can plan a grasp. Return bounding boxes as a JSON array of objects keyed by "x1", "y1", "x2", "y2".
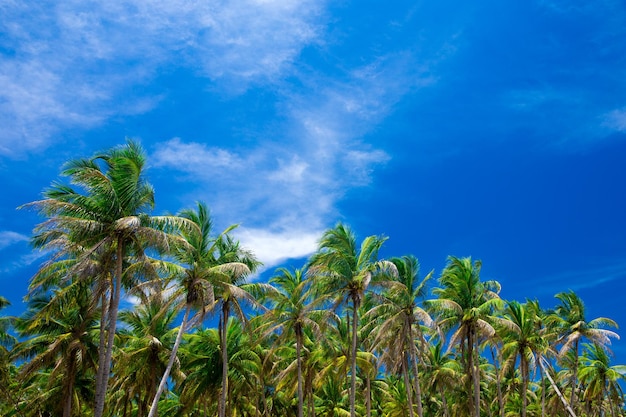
[{"x1": 1, "y1": 141, "x2": 625, "y2": 417}]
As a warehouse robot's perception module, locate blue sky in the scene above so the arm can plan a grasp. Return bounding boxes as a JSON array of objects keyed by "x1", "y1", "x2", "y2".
[{"x1": 1, "y1": 1, "x2": 626, "y2": 362}]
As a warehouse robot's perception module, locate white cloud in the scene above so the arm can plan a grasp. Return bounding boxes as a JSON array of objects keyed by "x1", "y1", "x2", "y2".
[
  {"x1": 235, "y1": 227, "x2": 321, "y2": 271},
  {"x1": 0, "y1": 231, "x2": 29, "y2": 251},
  {"x1": 0, "y1": 0, "x2": 325, "y2": 156},
  {"x1": 602, "y1": 108, "x2": 626, "y2": 132}
]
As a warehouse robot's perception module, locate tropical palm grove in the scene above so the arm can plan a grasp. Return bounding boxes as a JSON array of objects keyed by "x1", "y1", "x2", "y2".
[{"x1": 1, "y1": 141, "x2": 625, "y2": 417}]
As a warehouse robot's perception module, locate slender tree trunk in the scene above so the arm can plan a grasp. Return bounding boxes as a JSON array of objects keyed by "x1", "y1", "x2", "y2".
[
  {"x1": 94, "y1": 290, "x2": 109, "y2": 416},
  {"x1": 402, "y1": 351, "x2": 416, "y2": 417},
  {"x1": 473, "y1": 331, "x2": 481, "y2": 417},
  {"x1": 148, "y1": 304, "x2": 191, "y2": 417},
  {"x1": 350, "y1": 297, "x2": 360, "y2": 417},
  {"x1": 296, "y1": 327, "x2": 304, "y2": 417},
  {"x1": 521, "y1": 355, "x2": 528, "y2": 417},
  {"x1": 540, "y1": 357, "x2": 577, "y2": 417},
  {"x1": 490, "y1": 346, "x2": 504, "y2": 417},
  {"x1": 95, "y1": 238, "x2": 125, "y2": 417},
  {"x1": 571, "y1": 340, "x2": 579, "y2": 414},
  {"x1": 539, "y1": 359, "x2": 546, "y2": 417},
  {"x1": 62, "y1": 351, "x2": 76, "y2": 417},
  {"x1": 467, "y1": 329, "x2": 480, "y2": 417},
  {"x1": 407, "y1": 319, "x2": 424, "y2": 417},
  {"x1": 219, "y1": 303, "x2": 230, "y2": 417},
  {"x1": 439, "y1": 386, "x2": 450, "y2": 417}
]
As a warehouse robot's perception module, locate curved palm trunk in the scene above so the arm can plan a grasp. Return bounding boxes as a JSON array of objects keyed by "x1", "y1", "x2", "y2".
[
  {"x1": 95, "y1": 238, "x2": 125, "y2": 417},
  {"x1": 219, "y1": 303, "x2": 230, "y2": 417},
  {"x1": 148, "y1": 304, "x2": 191, "y2": 417}
]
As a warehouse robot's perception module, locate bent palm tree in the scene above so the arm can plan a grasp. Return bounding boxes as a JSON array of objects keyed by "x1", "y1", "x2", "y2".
[
  {"x1": 148, "y1": 202, "x2": 251, "y2": 417},
  {"x1": 548, "y1": 290, "x2": 619, "y2": 413}
]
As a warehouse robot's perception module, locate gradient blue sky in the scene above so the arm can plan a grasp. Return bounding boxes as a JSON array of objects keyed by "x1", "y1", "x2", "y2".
[{"x1": 1, "y1": 1, "x2": 626, "y2": 363}]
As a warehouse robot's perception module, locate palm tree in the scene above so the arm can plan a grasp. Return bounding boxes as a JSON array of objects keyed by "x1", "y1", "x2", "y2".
[
  {"x1": 113, "y1": 297, "x2": 180, "y2": 417},
  {"x1": 366, "y1": 255, "x2": 433, "y2": 417},
  {"x1": 427, "y1": 256, "x2": 502, "y2": 417},
  {"x1": 147, "y1": 202, "x2": 252, "y2": 417},
  {"x1": 21, "y1": 140, "x2": 192, "y2": 417},
  {"x1": 13, "y1": 281, "x2": 99, "y2": 417},
  {"x1": 499, "y1": 301, "x2": 547, "y2": 417},
  {"x1": 0, "y1": 296, "x2": 22, "y2": 417},
  {"x1": 212, "y1": 234, "x2": 262, "y2": 417},
  {"x1": 578, "y1": 343, "x2": 626, "y2": 417},
  {"x1": 548, "y1": 290, "x2": 620, "y2": 412},
  {"x1": 308, "y1": 223, "x2": 395, "y2": 417},
  {"x1": 259, "y1": 267, "x2": 330, "y2": 417},
  {"x1": 424, "y1": 341, "x2": 461, "y2": 417}
]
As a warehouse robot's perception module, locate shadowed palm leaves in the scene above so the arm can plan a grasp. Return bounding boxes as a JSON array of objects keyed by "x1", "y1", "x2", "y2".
[
  {"x1": 428, "y1": 256, "x2": 502, "y2": 417},
  {"x1": 309, "y1": 223, "x2": 395, "y2": 417},
  {"x1": 14, "y1": 282, "x2": 98, "y2": 417},
  {"x1": 21, "y1": 140, "x2": 192, "y2": 417}
]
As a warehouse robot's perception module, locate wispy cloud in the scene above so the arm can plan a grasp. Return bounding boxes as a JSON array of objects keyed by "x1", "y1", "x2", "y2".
[
  {"x1": 0, "y1": 0, "x2": 325, "y2": 156},
  {"x1": 0, "y1": 231, "x2": 29, "y2": 251},
  {"x1": 602, "y1": 107, "x2": 626, "y2": 132},
  {"x1": 527, "y1": 259, "x2": 626, "y2": 297},
  {"x1": 152, "y1": 52, "x2": 436, "y2": 269}
]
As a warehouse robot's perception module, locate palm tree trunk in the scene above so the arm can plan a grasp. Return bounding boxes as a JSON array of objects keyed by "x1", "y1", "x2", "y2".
[
  {"x1": 350, "y1": 298, "x2": 359, "y2": 417},
  {"x1": 94, "y1": 290, "x2": 109, "y2": 417},
  {"x1": 539, "y1": 357, "x2": 577, "y2": 417},
  {"x1": 62, "y1": 351, "x2": 77, "y2": 417},
  {"x1": 467, "y1": 329, "x2": 480, "y2": 417},
  {"x1": 407, "y1": 321, "x2": 424, "y2": 417},
  {"x1": 521, "y1": 355, "x2": 528, "y2": 417},
  {"x1": 571, "y1": 340, "x2": 579, "y2": 414},
  {"x1": 296, "y1": 327, "x2": 304, "y2": 417},
  {"x1": 219, "y1": 303, "x2": 230, "y2": 417},
  {"x1": 402, "y1": 351, "x2": 416, "y2": 417},
  {"x1": 490, "y1": 346, "x2": 504, "y2": 417},
  {"x1": 148, "y1": 304, "x2": 191, "y2": 417},
  {"x1": 95, "y1": 238, "x2": 125, "y2": 417}
]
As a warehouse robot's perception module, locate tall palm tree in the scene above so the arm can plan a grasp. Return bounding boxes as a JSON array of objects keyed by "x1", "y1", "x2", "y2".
[
  {"x1": 427, "y1": 256, "x2": 502, "y2": 417},
  {"x1": 308, "y1": 223, "x2": 395, "y2": 417},
  {"x1": 260, "y1": 267, "x2": 330, "y2": 417},
  {"x1": 212, "y1": 234, "x2": 263, "y2": 417},
  {"x1": 499, "y1": 300, "x2": 547, "y2": 417},
  {"x1": 21, "y1": 140, "x2": 192, "y2": 417},
  {"x1": 148, "y1": 202, "x2": 251, "y2": 417},
  {"x1": 548, "y1": 290, "x2": 619, "y2": 412},
  {"x1": 366, "y1": 255, "x2": 433, "y2": 417}
]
